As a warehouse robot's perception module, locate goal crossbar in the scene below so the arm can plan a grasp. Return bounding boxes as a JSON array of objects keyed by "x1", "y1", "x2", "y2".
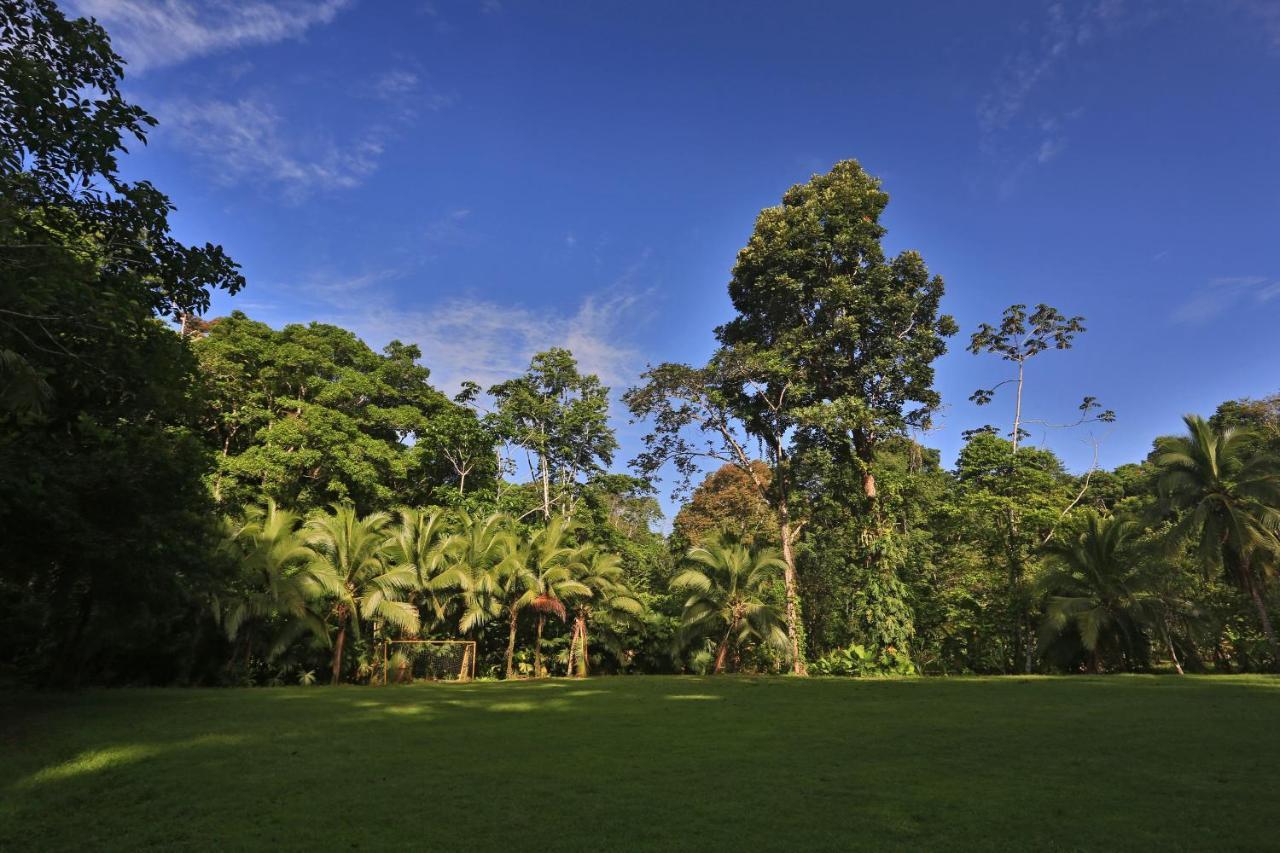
[{"x1": 382, "y1": 639, "x2": 476, "y2": 684}]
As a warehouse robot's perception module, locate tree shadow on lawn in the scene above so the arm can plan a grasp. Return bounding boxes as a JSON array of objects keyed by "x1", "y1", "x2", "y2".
[{"x1": 3, "y1": 676, "x2": 1279, "y2": 851}]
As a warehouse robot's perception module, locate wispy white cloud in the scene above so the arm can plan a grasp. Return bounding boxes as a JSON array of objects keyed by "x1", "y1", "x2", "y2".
[
  {"x1": 1235, "y1": 0, "x2": 1280, "y2": 48},
  {"x1": 422, "y1": 209, "x2": 477, "y2": 251},
  {"x1": 979, "y1": 1, "x2": 1161, "y2": 185},
  {"x1": 1172, "y1": 276, "x2": 1280, "y2": 324},
  {"x1": 1036, "y1": 136, "x2": 1066, "y2": 164},
  {"x1": 328, "y1": 288, "x2": 650, "y2": 395},
  {"x1": 67, "y1": 0, "x2": 351, "y2": 73},
  {"x1": 150, "y1": 95, "x2": 388, "y2": 199}
]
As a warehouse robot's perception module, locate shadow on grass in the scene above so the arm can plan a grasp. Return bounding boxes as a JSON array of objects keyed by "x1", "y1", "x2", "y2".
[{"x1": 3, "y1": 675, "x2": 1279, "y2": 851}]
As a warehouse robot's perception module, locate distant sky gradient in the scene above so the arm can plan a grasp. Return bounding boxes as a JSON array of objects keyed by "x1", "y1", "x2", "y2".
[{"x1": 71, "y1": 0, "x2": 1280, "y2": 513}]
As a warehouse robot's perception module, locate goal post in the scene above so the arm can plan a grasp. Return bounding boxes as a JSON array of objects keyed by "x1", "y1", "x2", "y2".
[{"x1": 382, "y1": 639, "x2": 476, "y2": 684}]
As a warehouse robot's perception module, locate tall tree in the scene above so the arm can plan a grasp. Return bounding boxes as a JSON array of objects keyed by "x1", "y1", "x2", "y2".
[
  {"x1": 0, "y1": 0, "x2": 243, "y2": 684},
  {"x1": 626, "y1": 358, "x2": 806, "y2": 672},
  {"x1": 1155, "y1": 415, "x2": 1280, "y2": 667},
  {"x1": 193, "y1": 314, "x2": 486, "y2": 513},
  {"x1": 489, "y1": 348, "x2": 617, "y2": 521},
  {"x1": 718, "y1": 159, "x2": 956, "y2": 509},
  {"x1": 967, "y1": 303, "x2": 1113, "y2": 451}
]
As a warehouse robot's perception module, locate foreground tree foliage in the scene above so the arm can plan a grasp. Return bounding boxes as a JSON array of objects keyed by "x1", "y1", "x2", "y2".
[
  {"x1": 1, "y1": 4, "x2": 1277, "y2": 684},
  {"x1": 0, "y1": 0, "x2": 242, "y2": 684}
]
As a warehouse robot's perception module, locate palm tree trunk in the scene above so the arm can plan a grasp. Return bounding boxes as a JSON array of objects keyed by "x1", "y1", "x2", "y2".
[
  {"x1": 1163, "y1": 618, "x2": 1184, "y2": 675},
  {"x1": 568, "y1": 615, "x2": 589, "y2": 677},
  {"x1": 330, "y1": 622, "x2": 347, "y2": 685},
  {"x1": 504, "y1": 609, "x2": 518, "y2": 679},
  {"x1": 535, "y1": 614, "x2": 545, "y2": 677},
  {"x1": 1246, "y1": 579, "x2": 1280, "y2": 671},
  {"x1": 713, "y1": 639, "x2": 731, "y2": 674}
]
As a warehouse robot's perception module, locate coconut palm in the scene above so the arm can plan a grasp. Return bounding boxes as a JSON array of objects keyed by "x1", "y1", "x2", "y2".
[
  {"x1": 672, "y1": 532, "x2": 789, "y2": 674},
  {"x1": 218, "y1": 499, "x2": 329, "y2": 664},
  {"x1": 566, "y1": 547, "x2": 642, "y2": 677},
  {"x1": 510, "y1": 516, "x2": 590, "y2": 678},
  {"x1": 385, "y1": 507, "x2": 452, "y2": 630},
  {"x1": 305, "y1": 504, "x2": 417, "y2": 684},
  {"x1": 1037, "y1": 514, "x2": 1157, "y2": 671},
  {"x1": 1155, "y1": 414, "x2": 1280, "y2": 665}
]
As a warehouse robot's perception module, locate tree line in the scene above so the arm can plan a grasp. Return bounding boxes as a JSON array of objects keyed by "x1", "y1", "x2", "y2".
[{"x1": 1, "y1": 0, "x2": 1277, "y2": 685}]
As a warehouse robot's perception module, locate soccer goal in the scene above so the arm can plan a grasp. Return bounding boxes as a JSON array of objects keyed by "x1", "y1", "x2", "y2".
[{"x1": 382, "y1": 639, "x2": 476, "y2": 684}]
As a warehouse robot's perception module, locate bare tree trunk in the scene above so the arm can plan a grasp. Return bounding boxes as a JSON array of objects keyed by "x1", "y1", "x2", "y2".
[
  {"x1": 1163, "y1": 618, "x2": 1184, "y2": 675},
  {"x1": 535, "y1": 614, "x2": 545, "y2": 677},
  {"x1": 1247, "y1": 579, "x2": 1280, "y2": 671},
  {"x1": 713, "y1": 628, "x2": 733, "y2": 675},
  {"x1": 540, "y1": 455, "x2": 551, "y2": 521},
  {"x1": 1012, "y1": 361, "x2": 1024, "y2": 452},
  {"x1": 567, "y1": 615, "x2": 588, "y2": 677},
  {"x1": 330, "y1": 622, "x2": 347, "y2": 685},
  {"x1": 778, "y1": 515, "x2": 806, "y2": 675},
  {"x1": 504, "y1": 609, "x2": 518, "y2": 679}
]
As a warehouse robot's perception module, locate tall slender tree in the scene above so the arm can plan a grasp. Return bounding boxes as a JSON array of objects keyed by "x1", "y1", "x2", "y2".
[{"x1": 489, "y1": 349, "x2": 617, "y2": 521}]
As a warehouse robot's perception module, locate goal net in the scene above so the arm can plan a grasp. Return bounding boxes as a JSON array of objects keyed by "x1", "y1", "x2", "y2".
[{"x1": 383, "y1": 640, "x2": 476, "y2": 684}]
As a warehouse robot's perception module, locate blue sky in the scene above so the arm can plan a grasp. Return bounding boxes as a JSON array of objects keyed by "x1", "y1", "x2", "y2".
[{"x1": 72, "y1": 0, "x2": 1280, "y2": 509}]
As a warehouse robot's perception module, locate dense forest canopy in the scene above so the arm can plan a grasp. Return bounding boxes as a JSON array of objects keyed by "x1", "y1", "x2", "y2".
[{"x1": 1, "y1": 0, "x2": 1278, "y2": 686}]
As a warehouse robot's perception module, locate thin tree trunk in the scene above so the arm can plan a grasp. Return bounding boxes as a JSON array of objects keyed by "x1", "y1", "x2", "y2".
[
  {"x1": 540, "y1": 454, "x2": 551, "y2": 521},
  {"x1": 567, "y1": 615, "x2": 586, "y2": 677},
  {"x1": 1012, "y1": 361, "x2": 1024, "y2": 452},
  {"x1": 1246, "y1": 578, "x2": 1280, "y2": 671},
  {"x1": 330, "y1": 622, "x2": 347, "y2": 684},
  {"x1": 535, "y1": 614, "x2": 545, "y2": 677},
  {"x1": 711, "y1": 637, "x2": 732, "y2": 671},
  {"x1": 504, "y1": 609, "x2": 518, "y2": 679},
  {"x1": 1163, "y1": 618, "x2": 1184, "y2": 675}
]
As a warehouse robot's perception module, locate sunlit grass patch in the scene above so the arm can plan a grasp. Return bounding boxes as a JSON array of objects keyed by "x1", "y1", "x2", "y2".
[{"x1": 2, "y1": 676, "x2": 1277, "y2": 851}]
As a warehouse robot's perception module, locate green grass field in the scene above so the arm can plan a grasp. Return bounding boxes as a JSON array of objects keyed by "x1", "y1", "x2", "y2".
[{"x1": 3, "y1": 676, "x2": 1278, "y2": 851}]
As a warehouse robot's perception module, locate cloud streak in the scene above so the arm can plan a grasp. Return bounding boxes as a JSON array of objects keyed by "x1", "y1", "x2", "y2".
[
  {"x1": 1172, "y1": 276, "x2": 1280, "y2": 325},
  {"x1": 346, "y1": 289, "x2": 650, "y2": 395},
  {"x1": 979, "y1": 1, "x2": 1161, "y2": 185},
  {"x1": 68, "y1": 0, "x2": 351, "y2": 73},
  {"x1": 150, "y1": 95, "x2": 389, "y2": 199}
]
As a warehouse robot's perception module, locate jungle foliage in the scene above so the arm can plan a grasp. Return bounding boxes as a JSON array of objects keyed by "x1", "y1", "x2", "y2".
[{"x1": 1, "y1": 0, "x2": 1278, "y2": 685}]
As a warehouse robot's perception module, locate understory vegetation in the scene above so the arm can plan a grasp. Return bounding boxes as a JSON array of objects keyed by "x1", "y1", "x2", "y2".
[{"x1": 3, "y1": 1, "x2": 1279, "y2": 688}]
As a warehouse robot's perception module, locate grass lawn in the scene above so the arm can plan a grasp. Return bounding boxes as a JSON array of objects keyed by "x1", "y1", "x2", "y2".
[{"x1": 2, "y1": 676, "x2": 1278, "y2": 851}]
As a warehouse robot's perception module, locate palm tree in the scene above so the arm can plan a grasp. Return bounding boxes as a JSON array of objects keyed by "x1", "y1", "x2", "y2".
[
  {"x1": 1155, "y1": 414, "x2": 1280, "y2": 665},
  {"x1": 305, "y1": 504, "x2": 418, "y2": 684},
  {"x1": 385, "y1": 507, "x2": 452, "y2": 631},
  {"x1": 671, "y1": 532, "x2": 789, "y2": 674},
  {"x1": 566, "y1": 547, "x2": 642, "y2": 677},
  {"x1": 435, "y1": 511, "x2": 512, "y2": 637},
  {"x1": 510, "y1": 516, "x2": 589, "y2": 678},
  {"x1": 218, "y1": 499, "x2": 329, "y2": 665},
  {"x1": 1037, "y1": 514, "x2": 1157, "y2": 672}
]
